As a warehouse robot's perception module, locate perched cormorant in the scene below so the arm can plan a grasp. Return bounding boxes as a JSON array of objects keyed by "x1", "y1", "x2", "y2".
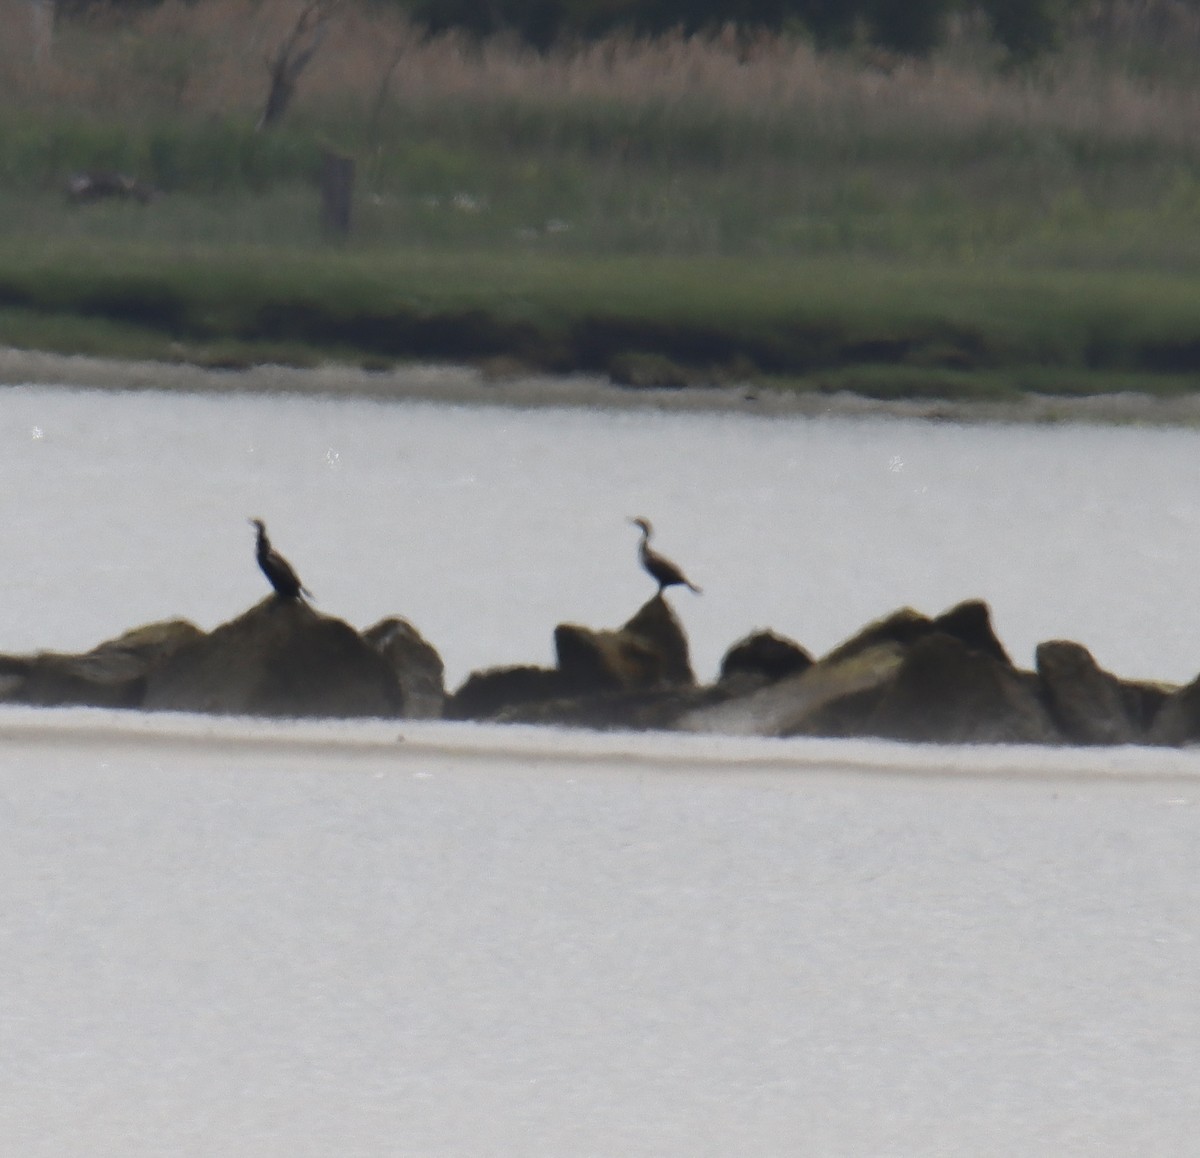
[
  {"x1": 249, "y1": 518, "x2": 311, "y2": 601},
  {"x1": 630, "y1": 517, "x2": 701, "y2": 594}
]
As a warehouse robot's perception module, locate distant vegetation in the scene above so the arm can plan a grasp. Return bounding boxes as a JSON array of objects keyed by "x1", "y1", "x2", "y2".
[
  {"x1": 3, "y1": 0, "x2": 1200, "y2": 398},
  {"x1": 402, "y1": 0, "x2": 1075, "y2": 59}
]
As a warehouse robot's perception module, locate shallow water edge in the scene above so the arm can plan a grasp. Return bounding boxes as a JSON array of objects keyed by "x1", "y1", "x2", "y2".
[{"x1": 6, "y1": 346, "x2": 1200, "y2": 426}]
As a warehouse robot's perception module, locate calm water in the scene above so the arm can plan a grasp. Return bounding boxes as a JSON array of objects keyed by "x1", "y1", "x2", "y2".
[
  {"x1": 5, "y1": 384, "x2": 1200, "y2": 1155},
  {"x1": 3, "y1": 714, "x2": 1200, "y2": 1156},
  {"x1": 2, "y1": 384, "x2": 1200, "y2": 686}
]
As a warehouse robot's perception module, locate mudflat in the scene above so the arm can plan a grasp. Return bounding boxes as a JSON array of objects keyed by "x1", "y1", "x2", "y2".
[{"x1": 6, "y1": 345, "x2": 1200, "y2": 426}]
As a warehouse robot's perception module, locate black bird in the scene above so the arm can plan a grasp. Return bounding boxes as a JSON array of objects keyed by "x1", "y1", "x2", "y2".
[
  {"x1": 249, "y1": 518, "x2": 311, "y2": 601},
  {"x1": 630, "y1": 517, "x2": 701, "y2": 595}
]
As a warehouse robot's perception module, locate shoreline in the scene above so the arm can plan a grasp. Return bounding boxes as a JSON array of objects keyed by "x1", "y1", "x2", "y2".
[
  {"x1": 4, "y1": 345, "x2": 1200, "y2": 425},
  {"x1": 3, "y1": 704, "x2": 1200, "y2": 778}
]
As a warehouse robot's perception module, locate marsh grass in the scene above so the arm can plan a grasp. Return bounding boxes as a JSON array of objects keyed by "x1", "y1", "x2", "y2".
[
  {"x1": 4, "y1": 0, "x2": 1200, "y2": 393},
  {"x1": 3, "y1": 243, "x2": 1200, "y2": 396}
]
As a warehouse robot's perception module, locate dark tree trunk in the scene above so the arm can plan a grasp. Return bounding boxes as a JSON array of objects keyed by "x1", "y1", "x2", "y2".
[{"x1": 258, "y1": 0, "x2": 336, "y2": 131}]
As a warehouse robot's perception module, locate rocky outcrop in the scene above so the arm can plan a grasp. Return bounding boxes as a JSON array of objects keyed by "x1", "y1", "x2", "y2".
[
  {"x1": 0, "y1": 619, "x2": 203, "y2": 708},
  {"x1": 448, "y1": 594, "x2": 696, "y2": 724},
  {"x1": 497, "y1": 685, "x2": 727, "y2": 730},
  {"x1": 718, "y1": 630, "x2": 812, "y2": 688},
  {"x1": 1146, "y1": 675, "x2": 1200, "y2": 745},
  {"x1": 142, "y1": 598, "x2": 406, "y2": 718},
  {"x1": 5, "y1": 590, "x2": 1199, "y2": 747},
  {"x1": 363, "y1": 617, "x2": 446, "y2": 719},
  {"x1": 680, "y1": 639, "x2": 907, "y2": 737},
  {"x1": 682, "y1": 600, "x2": 1060, "y2": 743},
  {"x1": 1035, "y1": 640, "x2": 1160, "y2": 745},
  {"x1": 862, "y1": 633, "x2": 1059, "y2": 745},
  {"x1": 555, "y1": 594, "x2": 695, "y2": 691},
  {"x1": 445, "y1": 665, "x2": 575, "y2": 722}
]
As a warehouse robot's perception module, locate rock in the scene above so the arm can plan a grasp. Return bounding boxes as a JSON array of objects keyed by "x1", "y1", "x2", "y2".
[
  {"x1": 452, "y1": 594, "x2": 696, "y2": 723},
  {"x1": 497, "y1": 685, "x2": 730, "y2": 731},
  {"x1": 822, "y1": 600, "x2": 1010, "y2": 667},
  {"x1": 682, "y1": 601, "x2": 1057, "y2": 744},
  {"x1": 553, "y1": 625, "x2": 659, "y2": 693},
  {"x1": 820, "y1": 606, "x2": 932, "y2": 664},
  {"x1": 1035, "y1": 640, "x2": 1146, "y2": 745},
  {"x1": 718, "y1": 630, "x2": 812, "y2": 687},
  {"x1": 680, "y1": 641, "x2": 907, "y2": 737},
  {"x1": 565, "y1": 594, "x2": 694, "y2": 688},
  {"x1": 142, "y1": 598, "x2": 404, "y2": 718},
  {"x1": 1146, "y1": 674, "x2": 1200, "y2": 745},
  {"x1": 864, "y1": 634, "x2": 1062, "y2": 745},
  {"x1": 932, "y1": 600, "x2": 1012, "y2": 666},
  {"x1": 0, "y1": 619, "x2": 203, "y2": 708},
  {"x1": 446, "y1": 665, "x2": 573, "y2": 722},
  {"x1": 1124, "y1": 681, "x2": 1175, "y2": 734},
  {"x1": 362, "y1": 617, "x2": 446, "y2": 719},
  {"x1": 626, "y1": 594, "x2": 695, "y2": 683},
  {"x1": 552, "y1": 594, "x2": 696, "y2": 694}
]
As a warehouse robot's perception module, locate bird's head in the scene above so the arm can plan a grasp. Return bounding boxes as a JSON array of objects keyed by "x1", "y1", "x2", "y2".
[
  {"x1": 249, "y1": 518, "x2": 266, "y2": 535},
  {"x1": 629, "y1": 516, "x2": 652, "y2": 537}
]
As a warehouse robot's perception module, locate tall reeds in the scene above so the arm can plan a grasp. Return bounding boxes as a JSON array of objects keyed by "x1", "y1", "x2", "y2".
[
  {"x1": 2, "y1": 0, "x2": 1200, "y2": 267},
  {"x1": 4, "y1": 0, "x2": 1200, "y2": 147}
]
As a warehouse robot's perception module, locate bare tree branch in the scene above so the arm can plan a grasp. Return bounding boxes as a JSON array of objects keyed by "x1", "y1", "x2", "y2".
[{"x1": 257, "y1": 0, "x2": 339, "y2": 132}]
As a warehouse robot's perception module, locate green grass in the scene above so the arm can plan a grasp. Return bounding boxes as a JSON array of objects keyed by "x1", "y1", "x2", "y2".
[
  {"x1": 6, "y1": 71, "x2": 1200, "y2": 401},
  {"x1": 9, "y1": 94, "x2": 1200, "y2": 266},
  {"x1": 4, "y1": 240, "x2": 1200, "y2": 398}
]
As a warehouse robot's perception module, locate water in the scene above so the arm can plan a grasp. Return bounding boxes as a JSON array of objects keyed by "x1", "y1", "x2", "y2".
[
  {"x1": 4, "y1": 384, "x2": 1200, "y2": 1154},
  {"x1": 3, "y1": 385, "x2": 1200, "y2": 687},
  {"x1": 3, "y1": 712, "x2": 1200, "y2": 1156}
]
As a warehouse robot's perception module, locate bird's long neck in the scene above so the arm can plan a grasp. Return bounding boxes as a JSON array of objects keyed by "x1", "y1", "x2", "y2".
[{"x1": 255, "y1": 526, "x2": 270, "y2": 557}]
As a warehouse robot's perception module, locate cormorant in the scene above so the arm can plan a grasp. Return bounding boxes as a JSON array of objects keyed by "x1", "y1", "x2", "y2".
[
  {"x1": 249, "y1": 518, "x2": 311, "y2": 601},
  {"x1": 630, "y1": 517, "x2": 701, "y2": 594}
]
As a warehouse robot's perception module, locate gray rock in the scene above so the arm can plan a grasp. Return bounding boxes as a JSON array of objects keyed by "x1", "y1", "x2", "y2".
[
  {"x1": 718, "y1": 630, "x2": 812, "y2": 687},
  {"x1": 1146, "y1": 674, "x2": 1200, "y2": 746},
  {"x1": 362, "y1": 617, "x2": 446, "y2": 719},
  {"x1": 555, "y1": 594, "x2": 694, "y2": 692},
  {"x1": 932, "y1": 599, "x2": 1012, "y2": 666},
  {"x1": 821, "y1": 607, "x2": 933, "y2": 665},
  {"x1": 446, "y1": 665, "x2": 572, "y2": 721},
  {"x1": 497, "y1": 685, "x2": 730, "y2": 731},
  {"x1": 143, "y1": 598, "x2": 404, "y2": 719},
  {"x1": 680, "y1": 641, "x2": 907, "y2": 737},
  {"x1": 864, "y1": 634, "x2": 1062, "y2": 745},
  {"x1": 450, "y1": 594, "x2": 695, "y2": 723},
  {"x1": 682, "y1": 602, "x2": 1058, "y2": 744},
  {"x1": 1036, "y1": 640, "x2": 1146, "y2": 745},
  {"x1": 0, "y1": 619, "x2": 203, "y2": 708}
]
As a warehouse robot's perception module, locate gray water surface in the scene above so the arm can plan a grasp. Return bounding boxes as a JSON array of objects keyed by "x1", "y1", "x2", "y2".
[{"x1": 2, "y1": 384, "x2": 1197, "y2": 686}]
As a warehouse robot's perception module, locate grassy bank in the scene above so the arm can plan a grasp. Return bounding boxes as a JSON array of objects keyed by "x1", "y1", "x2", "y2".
[
  {"x1": 4, "y1": 2, "x2": 1200, "y2": 397},
  {"x1": 4, "y1": 243, "x2": 1200, "y2": 399}
]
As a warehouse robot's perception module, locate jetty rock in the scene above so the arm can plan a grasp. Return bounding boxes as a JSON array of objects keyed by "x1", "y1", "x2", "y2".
[
  {"x1": 1036, "y1": 640, "x2": 1168, "y2": 745},
  {"x1": 448, "y1": 594, "x2": 708, "y2": 726},
  {"x1": 718, "y1": 629, "x2": 813, "y2": 691},
  {"x1": 0, "y1": 619, "x2": 203, "y2": 708},
  {"x1": 1145, "y1": 671, "x2": 1200, "y2": 746},
  {"x1": 142, "y1": 597, "x2": 408, "y2": 719},
  {"x1": 679, "y1": 600, "x2": 1059, "y2": 743},
  {"x1": 362, "y1": 616, "x2": 447, "y2": 719}
]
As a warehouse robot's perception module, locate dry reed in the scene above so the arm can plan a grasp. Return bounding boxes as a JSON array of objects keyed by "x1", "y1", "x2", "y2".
[{"x1": 2, "y1": 0, "x2": 1200, "y2": 153}]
